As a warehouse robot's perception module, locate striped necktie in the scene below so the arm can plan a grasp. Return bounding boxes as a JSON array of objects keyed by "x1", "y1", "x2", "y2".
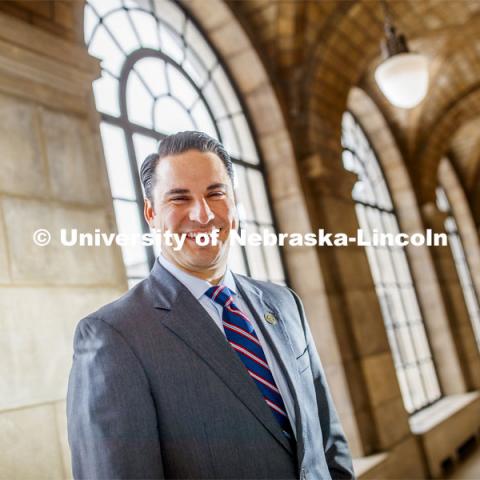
[{"x1": 205, "y1": 285, "x2": 295, "y2": 441}]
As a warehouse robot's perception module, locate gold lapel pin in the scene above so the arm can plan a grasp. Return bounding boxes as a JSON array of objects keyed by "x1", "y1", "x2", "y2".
[{"x1": 264, "y1": 312, "x2": 277, "y2": 325}]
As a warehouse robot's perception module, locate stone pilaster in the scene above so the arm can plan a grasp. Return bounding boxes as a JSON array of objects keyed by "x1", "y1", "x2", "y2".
[
  {"x1": 304, "y1": 153, "x2": 419, "y2": 464},
  {"x1": 0, "y1": 11, "x2": 127, "y2": 479},
  {"x1": 422, "y1": 202, "x2": 480, "y2": 390}
]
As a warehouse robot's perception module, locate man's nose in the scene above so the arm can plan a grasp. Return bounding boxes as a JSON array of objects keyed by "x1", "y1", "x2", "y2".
[{"x1": 189, "y1": 198, "x2": 214, "y2": 224}]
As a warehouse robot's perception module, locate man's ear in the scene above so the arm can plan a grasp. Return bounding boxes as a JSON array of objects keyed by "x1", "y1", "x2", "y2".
[{"x1": 144, "y1": 198, "x2": 155, "y2": 227}]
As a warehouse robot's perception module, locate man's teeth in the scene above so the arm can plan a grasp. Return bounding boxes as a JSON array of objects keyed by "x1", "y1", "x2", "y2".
[{"x1": 186, "y1": 230, "x2": 220, "y2": 239}]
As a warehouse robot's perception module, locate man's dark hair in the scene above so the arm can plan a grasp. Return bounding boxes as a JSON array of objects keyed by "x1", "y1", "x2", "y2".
[{"x1": 140, "y1": 131, "x2": 234, "y2": 204}]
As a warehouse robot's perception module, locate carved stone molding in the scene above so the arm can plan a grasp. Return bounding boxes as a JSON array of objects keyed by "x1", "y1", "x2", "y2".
[{"x1": 0, "y1": 12, "x2": 99, "y2": 112}]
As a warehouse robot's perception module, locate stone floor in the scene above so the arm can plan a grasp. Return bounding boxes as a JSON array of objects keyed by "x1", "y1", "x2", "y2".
[{"x1": 447, "y1": 441, "x2": 480, "y2": 479}]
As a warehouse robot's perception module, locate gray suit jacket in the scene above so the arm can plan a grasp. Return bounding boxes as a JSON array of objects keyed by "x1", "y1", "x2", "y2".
[{"x1": 67, "y1": 260, "x2": 354, "y2": 480}]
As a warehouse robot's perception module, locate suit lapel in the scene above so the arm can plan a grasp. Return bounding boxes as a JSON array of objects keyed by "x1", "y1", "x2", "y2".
[
  {"x1": 233, "y1": 274, "x2": 307, "y2": 463},
  {"x1": 147, "y1": 261, "x2": 294, "y2": 456}
]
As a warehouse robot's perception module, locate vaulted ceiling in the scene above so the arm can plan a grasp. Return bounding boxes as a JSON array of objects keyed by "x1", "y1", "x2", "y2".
[
  {"x1": 227, "y1": 0, "x2": 480, "y2": 219},
  {"x1": 2, "y1": 0, "x2": 479, "y2": 222}
]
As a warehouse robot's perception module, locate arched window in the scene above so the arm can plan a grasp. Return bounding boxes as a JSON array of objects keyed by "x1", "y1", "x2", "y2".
[
  {"x1": 436, "y1": 185, "x2": 480, "y2": 350},
  {"x1": 84, "y1": 0, "x2": 285, "y2": 287},
  {"x1": 341, "y1": 111, "x2": 441, "y2": 414}
]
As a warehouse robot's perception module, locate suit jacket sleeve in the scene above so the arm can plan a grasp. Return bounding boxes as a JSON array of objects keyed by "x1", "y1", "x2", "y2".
[
  {"x1": 67, "y1": 315, "x2": 164, "y2": 479},
  {"x1": 289, "y1": 289, "x2": 355, "y2": 480}
]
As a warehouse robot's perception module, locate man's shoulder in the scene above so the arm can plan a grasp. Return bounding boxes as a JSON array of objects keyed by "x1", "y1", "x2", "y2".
[{"x1": 81, "y1": 277, "x2": 154, "y2": 331}]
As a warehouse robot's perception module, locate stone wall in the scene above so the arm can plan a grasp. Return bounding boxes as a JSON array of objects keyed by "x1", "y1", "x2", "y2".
[{"x1": 0, "y1": 10, "x2": 127, "y2": 479}]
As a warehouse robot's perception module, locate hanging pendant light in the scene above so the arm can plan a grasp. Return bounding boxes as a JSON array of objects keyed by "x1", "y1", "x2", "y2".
[{"x1": 374, "y1": 1, "x2": 429, "y2": 109}]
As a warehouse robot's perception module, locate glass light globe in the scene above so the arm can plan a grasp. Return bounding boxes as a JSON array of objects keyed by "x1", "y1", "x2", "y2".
[{"x1": 375, "y1": 53, "x2": 429, "y2": 109}]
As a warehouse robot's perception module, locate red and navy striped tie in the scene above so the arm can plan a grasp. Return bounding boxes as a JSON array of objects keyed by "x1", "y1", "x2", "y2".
[{"x1": 206, "y1": 285, "x2": 295, "y2": 441}]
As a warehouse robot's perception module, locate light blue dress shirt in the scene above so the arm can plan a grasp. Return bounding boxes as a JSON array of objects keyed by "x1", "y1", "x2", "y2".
[{"x1": 158, "y1": 255, "x2": 296, "y2": 435}]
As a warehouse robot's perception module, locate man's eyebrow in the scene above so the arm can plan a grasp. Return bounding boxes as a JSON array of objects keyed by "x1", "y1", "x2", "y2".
[
  {"x1": 207, "y1": 183, "x2": 228, "y2": 190},
  {"x1": 165, "y1": 188, "x2": 190, "y2": 196}
]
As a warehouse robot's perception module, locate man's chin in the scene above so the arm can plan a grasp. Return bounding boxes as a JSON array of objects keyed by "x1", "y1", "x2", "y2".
[
  {"x1": 170, "y1": 245, "x2": 225, "y2": 272},
  {"x1": 184, "y1": 251, "x2": 222, "y2": 270}
]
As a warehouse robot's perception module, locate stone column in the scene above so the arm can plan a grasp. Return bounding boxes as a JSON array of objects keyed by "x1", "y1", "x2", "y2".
[
  {"x1": 422, "y1": 202, "x2": 480, "y2": 390},
  {"x1": 303, "y1": 153, "x2": 425, "y2": 477},
  {"x1": 0, "y1": 10, "x2": 127, "y2": 479}
]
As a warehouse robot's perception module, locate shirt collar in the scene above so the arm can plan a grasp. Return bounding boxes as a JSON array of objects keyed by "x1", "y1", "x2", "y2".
[{"x1": 158, "y1": 255, "x2": 237, "y2": 300}]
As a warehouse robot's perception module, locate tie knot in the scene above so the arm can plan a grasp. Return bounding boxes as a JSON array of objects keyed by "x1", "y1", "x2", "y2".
[{"x1": 205, "y1": 285, "x2": 234, "y2": 307}]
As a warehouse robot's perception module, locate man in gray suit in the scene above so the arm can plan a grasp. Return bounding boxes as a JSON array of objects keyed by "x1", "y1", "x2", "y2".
[{"x1": 67, "y1": 131, "x2": 354, "y2": 480}]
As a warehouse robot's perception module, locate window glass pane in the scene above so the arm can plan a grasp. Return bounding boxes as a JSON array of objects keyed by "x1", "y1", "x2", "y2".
[
  {"x1": 365, "y1": 246, "x2": 380, "y2": 281},
  {"x1": 406, "y1": 366, "x2": 427, "y2": 411},
  {"x1": 185, "y1": 21, "x2": 217, "y2": 71},
  {"x1": 129, "y1": 9, "x2": 159, "y2": 50},
  {"x1": 212, "y1": 65, "x2": 241, "y2": 115},
  {"x1": 436, "y1": 186, "x2": 449, "y2": 212},
  {"x1": 113, "y1": 199, "x2": 149, "y2": 278},
  {"x1": 381, "y1": 289, "x2": 395, "y2": 325},
  {"x1": 154, "y1": 97, "x2": 195, "y2": 134},
  {"x1": 190, "y1": 101, "x2": 217, "y2": 139},
  {"x1": 359, "y1": 172, "x2": 376, "y2": 204},
  {"x1": 232, "y1": 113, "x2": 259, "y2": 164},
  {"x1": 228, "y1": 237, "x2": 248, "y2": 276},
  {"x1": 88, "y1": 0, "x2": 122, "y2": 16},
  {"x1": 127, "y1": 70, "x2": 154, "y2": 128},
  {"x1": 183, "y1": 47, "x2": 209, "y2": 86},
  {"x1": 93, "y1": 70, "x2": 120, "y2": 116},
  {"x1": 135, "y1": 57, "x2": 168, "y2": 97},
  {"x1": 103, "y1": 10, "x2": 140, "y2": 54},
  {"x1": 436, "y1": 185, "x2": 480, "y2": 350},
  {"x1": 342, "y1": 149, "x2": 355, "y2": 171},
  {"x1": 423, "y1": 361, "x2": 441, "y2": 403},
  {"x1": 202, "y1": 79, "x2": 227, "y2": 120},
  {"x1": 385, "y1": 327, "x2": 400, "y2": 363},
  {"x1": 389, "y1": 288, "x2": 407, "y2": 326},
  {"x1": 234, "y1": 165, "x2": 255, "y2": 223},
  {"x1": 159, "y1": 23, "x2": 184, "y2": 64},
  {"x1": 133, "y1": 133, "x2": 158, "y2": 172},
  {"x1": 262, "y1": 226, "x2": 285, "y2": 282},
  {"x1": 167, "y1": 64, "x2": 198, "y2": 108},
  {"x1": 377, "y1": 181, "x2": 393, "y2": 210},
  {"x1": 352, "y1": 180, "x2": 369, "y2": 203},
  {"x1": 444, "y1": 216, "x2": 456, "y2": 232},
  {"x1": 449, "y1": 234, "x2": 464, "y2": 262},
  {"x1": 244, "y1": 223, "x2": 268, "y2": 281},
  {"x1": 383, "y1": 213, "x2": 399, "y2": 234},
  {"x1": 84, "y1": 4, "x2": 99, "y2": 45},
  {"x1": 411, "y1": 323, "x2": 431, "y2": 359},
  {"x1": 100, "y1": 123, "x2": 136, "y2": 200},
  {"x1": 218, "y1": 118, "x2": 241, "y2": 158},
  {"x1": 155, "y1": 1, "x2": 185, "y2": 34},
  {"x1": 392, "y1": 248, "x2": 411, "y2": 284},
  {"x1": 396, "y1": 369, "x2": 412, "y2": 412},
  {"x1": 88, "y1": 24, "x2": 125, "y2": 76},
  {"x1": 355, "y1": 204, "x2": 370, "y2": 236},
  {"x1": 402, "y1": 287, "x2": 422, "y2": 320},
  {"x1": 247, "y1": 169, "x2": 273, "y2": 224},
  {"x1": 397, "y1": 325, "x2": 416, "y2": 365}
]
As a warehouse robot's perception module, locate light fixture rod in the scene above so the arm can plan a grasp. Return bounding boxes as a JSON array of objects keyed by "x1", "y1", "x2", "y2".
[{"x1": 380, "y1": 0, "x2": 409, "y2": 59}]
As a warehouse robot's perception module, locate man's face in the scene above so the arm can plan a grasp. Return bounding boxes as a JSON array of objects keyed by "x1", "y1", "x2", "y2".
[{"x1": 145, "y1": 149, "x2": 238, "y2": 277}]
